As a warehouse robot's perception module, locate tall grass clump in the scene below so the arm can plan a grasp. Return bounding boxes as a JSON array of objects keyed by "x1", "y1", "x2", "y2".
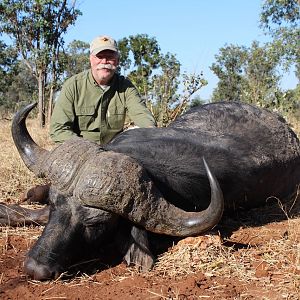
[{"x1": 0, "y1": 118, "x2": 53, "y2": 203}]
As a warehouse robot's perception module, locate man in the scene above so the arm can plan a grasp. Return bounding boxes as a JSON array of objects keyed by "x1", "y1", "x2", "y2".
[
  {"x1": 50, "y1": 35, "x2": 156, "y2": 145},
  {"x1": 23, "y1": 35, "x2": 156, "y2": 204}
]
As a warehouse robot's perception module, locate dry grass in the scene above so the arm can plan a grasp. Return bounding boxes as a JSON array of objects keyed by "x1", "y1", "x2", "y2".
[
  {"x1": 150, "y1": 196, "x2": 300, "y2": 298},
  {"x1": 153, "y1": 219, "x2": 300, "y2": 274},
  {"x1": 0, "y1": 226, "x2": 43, "y2": 255},
  {"x1": 0, "y1": 118, "x2": 52, "y2": 259},
  {"x1": 0, "y1": 118, "x2": 53, "y2": 203},
  {"x1": 286, "y1": 114, "x2": 300, "y2": 135}
]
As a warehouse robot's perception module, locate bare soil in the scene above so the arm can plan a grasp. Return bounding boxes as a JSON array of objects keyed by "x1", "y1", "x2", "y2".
[{"x1": 1, "y1": 199, "x2": 300, "y2": 300}]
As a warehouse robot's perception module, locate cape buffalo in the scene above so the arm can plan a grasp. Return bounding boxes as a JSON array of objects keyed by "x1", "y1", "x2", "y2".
[{"x1": 2, "y1": 101, "x2": 300, "y2": 280}]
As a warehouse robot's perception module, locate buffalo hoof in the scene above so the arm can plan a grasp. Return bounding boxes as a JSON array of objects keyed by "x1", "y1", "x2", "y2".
[{"x1": 24, "y1": 256, "x2": 60, "y2": 281}]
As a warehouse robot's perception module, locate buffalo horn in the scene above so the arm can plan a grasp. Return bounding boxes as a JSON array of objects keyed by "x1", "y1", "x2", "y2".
[{"x1": 11, "y1": 103, "x2": 49, "y2": 174}]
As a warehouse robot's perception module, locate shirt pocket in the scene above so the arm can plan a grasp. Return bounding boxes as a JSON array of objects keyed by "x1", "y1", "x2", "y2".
[
  {"x1": 75, "y1": 105, "x2": 97, "y2": 131},
  {"x1": 107, "y1": 104, "x2": 126, "y2": 130}
]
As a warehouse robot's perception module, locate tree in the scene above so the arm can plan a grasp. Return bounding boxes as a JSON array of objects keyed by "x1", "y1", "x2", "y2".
[
  {"x1": 150, "y1": 52, "x2": 181, "y2": 126},
  {"x1": 63, "y1": 39, "x2": 90, "y2": 79},
  {"x1": 0, "y1": 0, "x2": 81, "y2": 126},
  {"x1": 0, "y1": 40, "x2": 19, "y2": 108},
  {"x1": 189, "y1": 95, "x2": 206, "y2": 108},
  {"x1": 259, "y1": 0, "x2": 300, "y2": 113},
  {"x1": 210, "y1": 42, "x2": 282, "y2": 108},
  {"x1": 210, "y1": 45, "x2": 248, "y2": 102},
  {"x1": 210, "y1": 0, "x2": 299, "y2": 114},
  {"x1": 118, "y1": 34, "x2": 207, "y2": 126},
  {"x1": 243, "y1": 41, "x2": 281, "y2": 106},
  {"x1": 5, "y1": 61, "x2": 38, "y2": 110},
  {"x1": 118, "y1": 34, "x2": 161, "y2": 100},
  {"x1": 260, "y1": 0, "x2": 300, "y2": 73}
]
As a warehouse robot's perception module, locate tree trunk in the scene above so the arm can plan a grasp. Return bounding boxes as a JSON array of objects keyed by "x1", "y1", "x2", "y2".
[
  {"x1": 38, "y1": 69, "x2": 45, "y2": 128},
  {"x1": 48, "y1": 44, "x2": 59, "y2": 126},
  {"x1": 47, "y1": 84, "x2": 54, "y2": 125}
]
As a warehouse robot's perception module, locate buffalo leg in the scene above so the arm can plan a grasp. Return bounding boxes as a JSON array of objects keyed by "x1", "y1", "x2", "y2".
[
  {"x1": 0, "y1": 203, "x2": 49, "y2": 226},
  {"x1": 123, "y1": 225, "x2": 155, "y2": 271}
]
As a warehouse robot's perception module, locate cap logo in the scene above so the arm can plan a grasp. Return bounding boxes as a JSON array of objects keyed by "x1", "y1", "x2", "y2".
[{"x1": 90, "y1": 35, "x2": 118, "y2": 55}]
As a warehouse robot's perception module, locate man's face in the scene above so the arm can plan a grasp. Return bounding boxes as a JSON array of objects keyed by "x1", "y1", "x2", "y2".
[{"x1": 90, "y1": 50, "x2": 119, "y2": 85}]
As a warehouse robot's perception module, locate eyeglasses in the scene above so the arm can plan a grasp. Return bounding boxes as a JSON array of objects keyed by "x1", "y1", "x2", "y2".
[{"x1": 93, "y1": 54, "x2": 118, "y2": 62}]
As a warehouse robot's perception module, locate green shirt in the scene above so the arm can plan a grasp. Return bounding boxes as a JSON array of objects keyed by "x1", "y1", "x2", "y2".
[{"x1": 50, "y1": 70, "x2": 156, "y2": 144}]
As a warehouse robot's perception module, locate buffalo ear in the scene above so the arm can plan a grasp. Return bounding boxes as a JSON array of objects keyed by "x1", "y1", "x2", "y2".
[{"x1": 20, "y1": 184, "x2": 50, "y2": 205}]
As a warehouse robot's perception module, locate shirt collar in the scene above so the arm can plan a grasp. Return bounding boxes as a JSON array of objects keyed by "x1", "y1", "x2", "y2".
[{"x1": 88, "y1": 69, "x2": 117, "y2": 89}]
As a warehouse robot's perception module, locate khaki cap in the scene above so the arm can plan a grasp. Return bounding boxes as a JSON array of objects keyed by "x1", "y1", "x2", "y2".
[{"x1": 90, "y1": 35, "x2": 118, "y2": 55}]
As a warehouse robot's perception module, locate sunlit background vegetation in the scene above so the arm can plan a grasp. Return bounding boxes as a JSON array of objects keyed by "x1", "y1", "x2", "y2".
[{"x1": 0, "y1": 0, "x2": 299, "y2": 128}]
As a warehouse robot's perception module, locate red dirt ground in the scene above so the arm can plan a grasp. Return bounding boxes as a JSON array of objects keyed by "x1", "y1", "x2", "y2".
[{"x1": 1, "y1": 201, "x2": 300, "y2": 300}]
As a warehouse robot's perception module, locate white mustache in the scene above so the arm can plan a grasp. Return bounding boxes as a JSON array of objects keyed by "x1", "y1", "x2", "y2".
[{"x1": 96, "y1": 64, "x2": 116, "y2": 70}]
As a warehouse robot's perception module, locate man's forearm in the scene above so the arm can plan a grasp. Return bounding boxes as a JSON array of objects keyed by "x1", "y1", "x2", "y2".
[{"x1": 49, "y1": 123, "x2": 78, "y2": 143}]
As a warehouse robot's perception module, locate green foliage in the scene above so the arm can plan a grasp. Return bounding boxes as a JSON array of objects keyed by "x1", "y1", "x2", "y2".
[
  {"x1": 63, "y1": 39, "x2": 90, "y2": 79},
  {"x1": 0, "y1": 38, "x2": 38, "y2": 111},
  {"x1": 260, "y1": 0, "x2": 300, "y2": 73},
  {"x1": 210, "y1": 42, "x2": 293, "y2": 111},
  {"x1": 0, "y1": 41, "x2": 18, "y2": 95},
  {"x1": 150, "y1": 71, "x2": 207, "y2": 127},
  {"x1": 0, "y1": 0, "x2": 82, "y2": 125},
  {"x1": 242, "y1": 41, "x2": 281, "y2": 106},
  {"x1": 149, "y1": 52, "x2": 180, "y2": 126},
  {"x1": 266, "y1": 87, "x2": 300, "y2": 115},
  {"x1": 210, "y1": 45, "x2": 248, "y2": 102},
  {"x1": 118, "y1": 34, "x2": 207, "y2": 126},
  {"x1": 4, "y1": 61, "x2": 38, "y2": 109},
  {"x1": 118, "y1": 34, "x2": 162, "y2": 98},
  {"x1": 0, "y1": 32, "x2": 207, "y2": 124},
  {"x1": 189, "y1": 96, "x2": 206, "y2": 108},
  {"x1": 211, "y1": 0, "x2": 300, "y2": 116},
  {"x1": 0, "y1": 0, "x2": 81, "y2": 71}
]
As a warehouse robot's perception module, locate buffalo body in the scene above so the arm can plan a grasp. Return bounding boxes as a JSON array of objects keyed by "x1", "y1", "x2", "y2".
[{"x1": 9, "y1": 101, "x2": 300, "y2": 280}]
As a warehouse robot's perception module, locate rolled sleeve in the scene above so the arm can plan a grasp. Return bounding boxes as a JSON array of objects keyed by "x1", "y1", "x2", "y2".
[
  {"x1": 125, "y1": 86, "x2": 156, "y2": 127},
  {"x1": 49, "y1": 85, "x2": 78, "y2": 143}
]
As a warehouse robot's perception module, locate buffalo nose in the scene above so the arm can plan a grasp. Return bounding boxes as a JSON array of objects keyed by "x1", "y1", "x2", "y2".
[{"x1": 24, "y1": 257, "x2": 60, "y2": 281}]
